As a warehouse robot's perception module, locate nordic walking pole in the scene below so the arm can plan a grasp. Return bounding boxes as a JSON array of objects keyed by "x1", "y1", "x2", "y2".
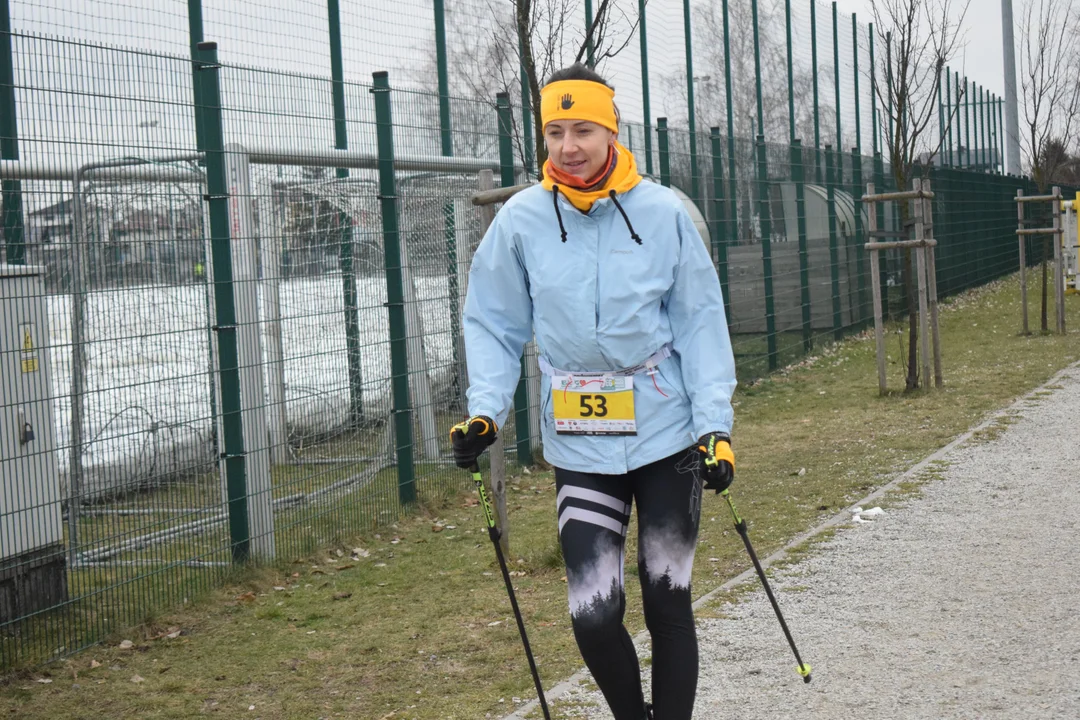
[
  {"x1": 721, "y1": 488, "x2": 813, "y2": 683},
  {"x1": 470, "y1": 463, "x2": 552, "y2": 719}
]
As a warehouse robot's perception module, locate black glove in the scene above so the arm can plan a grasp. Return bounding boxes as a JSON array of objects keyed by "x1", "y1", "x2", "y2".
[
  {"x1": 696, "y1": 432, "x2": 734, "y2": 493},
  {"x1": 449, "y1": 415, "x2": 498, "y2": 469}
]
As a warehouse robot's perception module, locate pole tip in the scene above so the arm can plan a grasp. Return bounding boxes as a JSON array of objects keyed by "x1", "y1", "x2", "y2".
[
  {"x1": 372, "y1": 71, "x2": 388, "y2": 80},
  {"x1": 797, "y1": 663, "x2": 813, "y2": 683}
]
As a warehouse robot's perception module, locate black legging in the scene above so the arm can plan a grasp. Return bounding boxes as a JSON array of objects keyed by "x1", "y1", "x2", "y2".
[{"x1": 555, "y1": 447, "x2": 703, "y2": 720}]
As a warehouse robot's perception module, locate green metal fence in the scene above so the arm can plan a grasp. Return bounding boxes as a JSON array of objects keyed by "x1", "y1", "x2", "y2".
[{"x1": 0, "y1": 3, "x2": 1071, "y2": 671}]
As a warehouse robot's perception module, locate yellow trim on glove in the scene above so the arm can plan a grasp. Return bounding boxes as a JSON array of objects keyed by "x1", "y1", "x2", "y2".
[
  {"x1": 450, "y1": 416, "x2": 497, "y2": 441},
  {"x1": 698, "y1": 435, "x2": 735, "y2": 472}
]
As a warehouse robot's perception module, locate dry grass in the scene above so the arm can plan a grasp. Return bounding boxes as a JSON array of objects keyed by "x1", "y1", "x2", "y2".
[{"x1": 2, "y1": 273, "x2": 1078, "y2": 719}]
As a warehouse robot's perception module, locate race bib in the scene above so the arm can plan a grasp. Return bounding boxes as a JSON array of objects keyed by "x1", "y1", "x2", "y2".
[{"x1": 551, "y1": 374, "x2": 636, "y2": 435}]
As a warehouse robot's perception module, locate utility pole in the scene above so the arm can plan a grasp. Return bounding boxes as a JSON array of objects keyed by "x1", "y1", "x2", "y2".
[{"x1": 1001, "y1": 0, "x2": 1021, "y2": 175}]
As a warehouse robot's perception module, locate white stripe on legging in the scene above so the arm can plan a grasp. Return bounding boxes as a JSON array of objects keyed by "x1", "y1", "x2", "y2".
[
  {"x1": 558, "y1": 507, "x2": 628, "y2": 536},
  {"x1": 557, "y1": 485, "x2": 631, "y2": 516}
]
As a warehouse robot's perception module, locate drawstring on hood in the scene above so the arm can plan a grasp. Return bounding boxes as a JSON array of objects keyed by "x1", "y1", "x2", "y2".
[
  {"x1": 609, "y1": 189, "x2": 643, "y2": 245},
  {"x1": 541, "y1": 139, "x2": 643, "y2": 245},
  {"x1": 552, "y1": 185, "x2": 569, "y2": 243},
  {"x1": 548, "y1": 184, "x2": 643, "y2": 246}
]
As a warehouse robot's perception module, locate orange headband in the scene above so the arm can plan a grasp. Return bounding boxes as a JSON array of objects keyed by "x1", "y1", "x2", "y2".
[{"x1": 540, "y1": 80, "x2": 618, "y2": 133}]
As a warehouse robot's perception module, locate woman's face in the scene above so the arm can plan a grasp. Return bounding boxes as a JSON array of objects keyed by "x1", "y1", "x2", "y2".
[{"x1": 544, "y1": 120, "x2": 616, "y2": 179}]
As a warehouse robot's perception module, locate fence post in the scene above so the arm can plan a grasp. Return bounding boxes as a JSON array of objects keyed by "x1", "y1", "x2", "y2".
[
  {"x1": 945, "y1": 70, "x2": 953, "y2": 166},
  {"x1": 497, "y1": 93, "x2": 533, "y2": 467},
  {"x1": 1, "y1": 0, "x2": 24, "y2": 265},
  {"x1": 993, "y1": 99, "x2": 1002, "y2": 173},
  {"x1": 852, "y1": 148, "x2": 867, "y2": 328},
  {"x1": 683, "y1": 0, "x2": 699, "y2": 203},
  {"x1": 832, "y1": 2, "x2": 843, "y2": 188},
  {"x1": 1053, "y1": 186, "x2": 1065, "y2": 334},
  {"x1": 638, "y1": 0, "x2": 653, "y2": 175},
  {"x1": 865, "y1": 183, "x2": 886, "y2": 394},
  {"x1": 658, "y1": 117, "x2": 671, "y2": 188},
  {"x1": 826, "y1": 146, "x2": 842, "y2": 341},
  {"x1": 473, "y1": 170, "x2": 510, "y2": 556},
  {"x1": 870, "y1": 23, "x2": 878, "y2": 159},
  {"x1": 223, "y1": 145, "x2": 275, "y2": 559},
  {"x1": 197, "y1": 42, "x2": 250, "y2": 562},
  {"x1": 922, "y1": 180, "x2": 942, "y2": 388},
  {"x1": 756, "y1": 133, "x2": 778, "y2": 370},
  {"x1": 972, "y1": 78, "x2": 980, "y2": 168},
  {"x1": 722, "y1": 0, "x2": 738, "y2": 247},
  {"x1": 937, "y1": 72, "x2": 946, "y2": 169},
  {"x1": 371, "y1": 71, "x2": 416, "y2": 506},
  {"x1": 189, "y1": 1, "x2": 219, "y2": 455},
  {"x1": 785, "y1": 0, "x2": 795, "y2": 143},
  {"x1": 852, "y1": 12, "x2": 862, "y2": 154},
  {"x1": 873, "y1": 152, "x2": 887, "y2": 319},
  {"x1": 811, "y1": 1, "x2": 822, "y2": 183},
  {"x1": 913, "y1": 179, "x2": 931, "y2": 388},
  {"x1": 710, "y1": 128, "x2": 731, "y2": 322},
  {"x1": 187, "y1": 0, "x2": 206, "y2": 151},
  {"x1": 433, "y1": 0, "x2": 464, "y2": 411},
  {"x1": 327, "y1": 0, "x2": 364, "y2": 427},
  {"x1": 432, "y1": 0, "x2": 452, "y2": 157},
  {"x1": 980, "y1": 86, "x2": 988, "y2": 171},
  {"x1": 954, "y1": 70, "x2": 962, "y2": 168},
  {"x1": 793, "y1": 140, "x2": 812, "y2": 353},
  {"x1": 1017, "y1": 189, "x2": 1029, "y2": 334}
]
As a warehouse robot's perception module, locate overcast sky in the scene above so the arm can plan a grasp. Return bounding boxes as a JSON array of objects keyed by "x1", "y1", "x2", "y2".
[{"x1": 832, "y1": 0, "x2": 1008, "y2": 97}]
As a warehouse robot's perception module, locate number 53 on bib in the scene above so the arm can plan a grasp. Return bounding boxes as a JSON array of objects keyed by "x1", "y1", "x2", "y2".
[{"x1": 551, "y1": 375, "x2": 637, "y2": 436}]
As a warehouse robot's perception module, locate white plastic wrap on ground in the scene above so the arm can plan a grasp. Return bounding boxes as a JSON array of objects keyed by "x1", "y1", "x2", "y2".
[
  {"x1": 46, "y1": 275, "x2": 454, "y2": 499},
  {"x1": 542, "y1": 366, "x2": 1080, "y2": 719}
]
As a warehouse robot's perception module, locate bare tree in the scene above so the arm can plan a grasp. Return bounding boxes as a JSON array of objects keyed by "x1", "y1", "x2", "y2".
[
  {"x1": 515, "y1": 0, "x2": 643, "y2": 169},
  {"x1": 1019, "y1": 0, "x2": 1080, "y2": 189},
  {"x1": 413, "y1": 3, "x2": 518, "y2": 159},
  {"x1": 413, "y1": 1, "x2": 641, "y2": 171},
  {"x1": 1018, "y1": 0, "x2": 1080, "y2": 332},
  {"x1": 872, "y1": 0, "x2": 968, "y2": 391},
  {"x1": 1039, "y1": 139, "x2": 1080, "y2": 185}
]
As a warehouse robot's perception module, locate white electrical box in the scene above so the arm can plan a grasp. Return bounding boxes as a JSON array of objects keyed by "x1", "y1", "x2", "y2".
[
  {"x1": 0, "y1": 264, "x2": 67, "y2": 623},
  {"x1": 1063, "y1": 199, "x2": 1078, "y2": 293}
]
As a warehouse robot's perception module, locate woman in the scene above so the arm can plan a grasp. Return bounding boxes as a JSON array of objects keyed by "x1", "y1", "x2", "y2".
[{"x1": 450, "y1": 63, "x2": 736, "y2": 720}]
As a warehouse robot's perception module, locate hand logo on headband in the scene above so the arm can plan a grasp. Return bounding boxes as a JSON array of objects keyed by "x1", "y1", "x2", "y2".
[{"x1": 561, "y1": 94, "x2": 574, "y2": 110}]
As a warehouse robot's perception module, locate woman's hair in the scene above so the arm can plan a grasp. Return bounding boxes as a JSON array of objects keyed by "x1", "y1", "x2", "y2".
[{"x1": 545, "y1": 63, "x2": 614, "y2": 90}]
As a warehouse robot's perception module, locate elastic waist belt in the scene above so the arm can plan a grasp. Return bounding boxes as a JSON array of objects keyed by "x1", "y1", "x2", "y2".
[{"x1": 538, "y1": 343, "x2": 673, "y2": 378}]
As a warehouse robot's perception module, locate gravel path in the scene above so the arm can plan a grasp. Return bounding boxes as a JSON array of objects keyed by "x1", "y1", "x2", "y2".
[{"x1": 514, "y1": 364, "x2": 1080, "y2": 719}]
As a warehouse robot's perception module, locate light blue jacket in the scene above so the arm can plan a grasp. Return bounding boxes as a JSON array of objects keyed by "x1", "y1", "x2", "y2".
[{"x1": 463, "y1": 180, "x2": 736, "y2": 475}]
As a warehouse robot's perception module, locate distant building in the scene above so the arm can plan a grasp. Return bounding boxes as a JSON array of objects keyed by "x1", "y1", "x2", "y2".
[{"x1": 26, "y1": 199, "x2": 75, "y2": 245}]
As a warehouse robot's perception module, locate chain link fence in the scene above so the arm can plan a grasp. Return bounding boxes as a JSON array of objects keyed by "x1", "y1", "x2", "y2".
[{"x1": 1, "y1": 7, "x2": 1073, "y2": 670}]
